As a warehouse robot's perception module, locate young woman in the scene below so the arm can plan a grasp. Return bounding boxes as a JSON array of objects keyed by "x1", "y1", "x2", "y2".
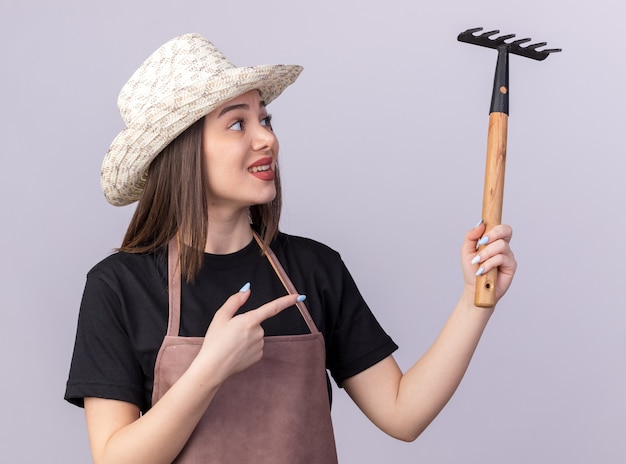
[{"x1": 65, "y1": 33, "x2": 517, "y2": 464}]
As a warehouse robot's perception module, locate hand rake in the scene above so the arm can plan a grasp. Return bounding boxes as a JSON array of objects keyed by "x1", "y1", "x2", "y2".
[{"x1": 457, "y1": 27, "x2": 561, "y2": 308}]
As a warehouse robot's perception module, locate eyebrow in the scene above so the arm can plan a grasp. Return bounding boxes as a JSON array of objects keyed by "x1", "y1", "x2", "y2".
[{"x1": 218, "y1": 100, "x2": 267, "y2": 118}]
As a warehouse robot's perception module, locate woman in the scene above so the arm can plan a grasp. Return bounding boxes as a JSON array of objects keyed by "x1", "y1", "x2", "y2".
[{"x1": 65, "y1": 33, "x2": 516, "y2": 463}]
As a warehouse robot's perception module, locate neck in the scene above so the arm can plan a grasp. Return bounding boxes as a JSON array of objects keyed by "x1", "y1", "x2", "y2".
[{"x1": 204, "y1": 208, "x2": 253, "y2": 254}]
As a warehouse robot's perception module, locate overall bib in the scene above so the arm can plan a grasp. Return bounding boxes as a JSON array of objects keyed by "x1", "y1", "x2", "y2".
[{"x1": 152, "y1": 235, "x2": 339, "y2": 463}]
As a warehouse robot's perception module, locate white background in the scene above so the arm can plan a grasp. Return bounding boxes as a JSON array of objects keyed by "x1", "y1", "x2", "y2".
[{"x1": 1, "y1": 0, "x2": 625, "y2": 462}]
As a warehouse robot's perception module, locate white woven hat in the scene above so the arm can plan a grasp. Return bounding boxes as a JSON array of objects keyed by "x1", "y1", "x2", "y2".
[{"x1": 101, "y1": 33, "x2": 303, "y2": 206}]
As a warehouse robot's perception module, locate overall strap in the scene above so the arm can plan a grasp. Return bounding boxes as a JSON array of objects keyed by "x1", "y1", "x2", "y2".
[
  {"x1": 166, "y1": 234, "x2": 320, "y2": 336},
  {"x1": 167, "y1": 236, "x2": 182, "y2": 337},
  {"x1": 252, "y1": 233, "x2": 319, "y2": 334}
]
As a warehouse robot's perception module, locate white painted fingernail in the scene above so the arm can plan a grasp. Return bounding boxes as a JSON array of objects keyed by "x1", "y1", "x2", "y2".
[
  {"x1": 475, "y1": 267, "x2": 485, "y2": 276},
  {"x1": 471, "y1": 255, "x2": 481, "y2": 265},
  {"x1": 239, "y1": 282, "x2": 251, "y2": 292},
  {"x1": 474, "y1": 219, "x2": 484, "y2": 228},
  {"x1": 297, "y1": 295, "x2": 307, "y2": 302},
  {"x1": 477, "y1": 236, "x2": 489, "y2": 246}
]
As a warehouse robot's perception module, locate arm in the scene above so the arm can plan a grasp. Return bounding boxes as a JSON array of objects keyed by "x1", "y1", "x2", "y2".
[
  {"x1": 343, "y1": 222, "x2": 516, "y2": 442},
  {"x1": 85, "y1": 290, "x2": 301, "y2": 464}
]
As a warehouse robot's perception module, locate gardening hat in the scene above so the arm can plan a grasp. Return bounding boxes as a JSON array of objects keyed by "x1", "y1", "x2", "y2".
[{"x1": 101, "y1": 33, "x2": 303, "y2": 206}]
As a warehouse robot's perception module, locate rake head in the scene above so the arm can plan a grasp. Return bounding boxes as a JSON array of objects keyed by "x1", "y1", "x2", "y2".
[{"x1": 458, "y1": 27, "x2": 562, "y2": 61}]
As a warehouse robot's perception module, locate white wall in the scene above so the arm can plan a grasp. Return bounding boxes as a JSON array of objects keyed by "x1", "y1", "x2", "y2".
[{"x1": 1, "y1": 0, "x2": 624, "y2": 462}]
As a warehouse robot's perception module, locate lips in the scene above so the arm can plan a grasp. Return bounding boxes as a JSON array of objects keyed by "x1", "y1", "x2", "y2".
[{"x1": 247, "y1": 156, "x2": 275, "y2": 181}]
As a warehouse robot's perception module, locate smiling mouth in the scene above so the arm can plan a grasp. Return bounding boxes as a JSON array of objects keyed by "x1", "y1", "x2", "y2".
[{"x1": 248, "y1": 165, "x2": 272, "y2": 173}]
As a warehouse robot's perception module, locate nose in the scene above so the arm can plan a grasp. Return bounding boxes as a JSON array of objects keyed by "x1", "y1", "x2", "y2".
[{"x1": 251, "y1": 123, "x2": 277, "y2": 153}]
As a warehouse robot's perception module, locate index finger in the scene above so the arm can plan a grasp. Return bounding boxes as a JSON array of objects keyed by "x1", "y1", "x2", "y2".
[
  {"x1": 246, "y1": 294, "x2": 304, "y2": 325},
  {"x1": 483, "y1": 224, "x2": 514, "y2": 244}
]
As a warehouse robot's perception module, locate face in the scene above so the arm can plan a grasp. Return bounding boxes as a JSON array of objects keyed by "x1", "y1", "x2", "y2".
[{"x1": 202, "y1": 90, "x2": 279, "y2": 212}]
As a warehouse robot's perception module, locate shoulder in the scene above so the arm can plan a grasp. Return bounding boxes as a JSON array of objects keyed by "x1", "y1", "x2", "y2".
[
  {"x1": 86, "y1": 248, "x2": 167, "y2": 289},
  {"x1": 78, "y1": 249, "x2": 169, "y2": 331},
  {"x1": 269, "y1": 232, "x2": 350, "y2": 291},
  {"x1": 272, "y1": 232, "x2": 342, "y2": 265}
]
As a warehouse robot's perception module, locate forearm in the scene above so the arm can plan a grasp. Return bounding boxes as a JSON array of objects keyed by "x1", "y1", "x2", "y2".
[
  {"x1": 393, "y1": 287, "x2": 493, "y2": 439},
  {"x1": 344, "y1": 287, "x2": 494, "y2": 442},
  {"x1": 87, "y1": 356, "x2": 223, "y2": 464}
]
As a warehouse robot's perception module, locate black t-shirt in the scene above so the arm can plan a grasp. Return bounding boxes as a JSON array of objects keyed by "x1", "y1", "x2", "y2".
[{"x1": 65, "y1": 233, "x2": 397, "y2": 412}]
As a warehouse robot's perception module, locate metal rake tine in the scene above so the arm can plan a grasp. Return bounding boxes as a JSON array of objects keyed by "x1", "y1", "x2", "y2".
[
  {"x1": 497, "y1": 34, "x2": 517, "y2": 42},
  {"x1": 510, "y1": 38, "x2": 532, "y2": 46},
  {"x1": 480, "y1": 29, "x2": 501, "y2": 38}
]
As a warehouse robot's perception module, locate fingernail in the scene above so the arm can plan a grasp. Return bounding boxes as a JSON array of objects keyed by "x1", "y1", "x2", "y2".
[
  {"x1": 296, "y1": 295, "x2": 307, "y2": 302},
  {"x1": 239, "y1": 282, "x2": 251, "y2": 292},
  {"x1": 475, "y1": 267, "x2": 485, "y2": 276},
  {"x1": 471, "y1": 255, "x2": 481, "y2": 265},
  {"x1": 474, "y1": 219, "x2": 484, "y2": 228},
  {"x1": 477, "y1": 236, "x2": 489, "y2": 246}
]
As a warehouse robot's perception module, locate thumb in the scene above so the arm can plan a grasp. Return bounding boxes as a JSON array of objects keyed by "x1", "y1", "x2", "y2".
[
  {"x1": 214, "y1": 283, "x2": 252, "y2": 321},
  {"x1": 463, "y1": 220, "x2": 486, "y2": 254}
]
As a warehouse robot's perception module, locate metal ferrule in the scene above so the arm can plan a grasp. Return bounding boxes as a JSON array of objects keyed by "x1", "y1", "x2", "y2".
[{"x1": 490, "y1": 45, "x2": 510, "y2": 115}]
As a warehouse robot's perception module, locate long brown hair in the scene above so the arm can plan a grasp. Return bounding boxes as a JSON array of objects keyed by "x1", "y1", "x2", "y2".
[{"x1": 119, "y1": 117, "x2": 282, "y2": 281}]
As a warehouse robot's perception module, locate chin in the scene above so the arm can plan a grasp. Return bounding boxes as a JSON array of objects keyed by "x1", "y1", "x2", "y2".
[{"x1": 254, "y1": 188, "x2": 277, "y2": 205}]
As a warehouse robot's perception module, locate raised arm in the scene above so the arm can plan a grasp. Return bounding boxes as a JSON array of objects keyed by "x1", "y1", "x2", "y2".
[
  {"x1": 343, "y1": 222, "x2": 516, "y2": 441},
  {"x1": 85, "y1": 289, "x2": 301, "y2": 464}
]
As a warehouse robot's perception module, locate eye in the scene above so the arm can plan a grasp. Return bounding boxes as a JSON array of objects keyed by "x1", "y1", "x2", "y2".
[
  {"x1": 229, "y1": 120, "x2": 244, "y2": 131},
  {"x1": 261, "y1": 114, "x2": 273, "y2": 129}
]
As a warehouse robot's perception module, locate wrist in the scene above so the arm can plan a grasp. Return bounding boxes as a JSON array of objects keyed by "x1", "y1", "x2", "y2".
[
  {"x1": 460, "y1": 284, "x2": 496, "y2": 315},
  {"x1": 187, "y1": 351, "x2": 229, "y2": 393}
]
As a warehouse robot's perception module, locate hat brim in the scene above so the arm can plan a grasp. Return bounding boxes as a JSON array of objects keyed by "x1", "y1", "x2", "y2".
[{"x1": 101, "y1": 63, "x2": 302, "y2": 206}]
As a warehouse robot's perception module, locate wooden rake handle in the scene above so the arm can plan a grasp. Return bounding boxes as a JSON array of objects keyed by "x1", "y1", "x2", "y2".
[
  {"x1": 473, "y1": 44, "x2": 510, "y2": 308},
  {"x1": 475, "y1": 112, "x2": 507, "y2": 307}
]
